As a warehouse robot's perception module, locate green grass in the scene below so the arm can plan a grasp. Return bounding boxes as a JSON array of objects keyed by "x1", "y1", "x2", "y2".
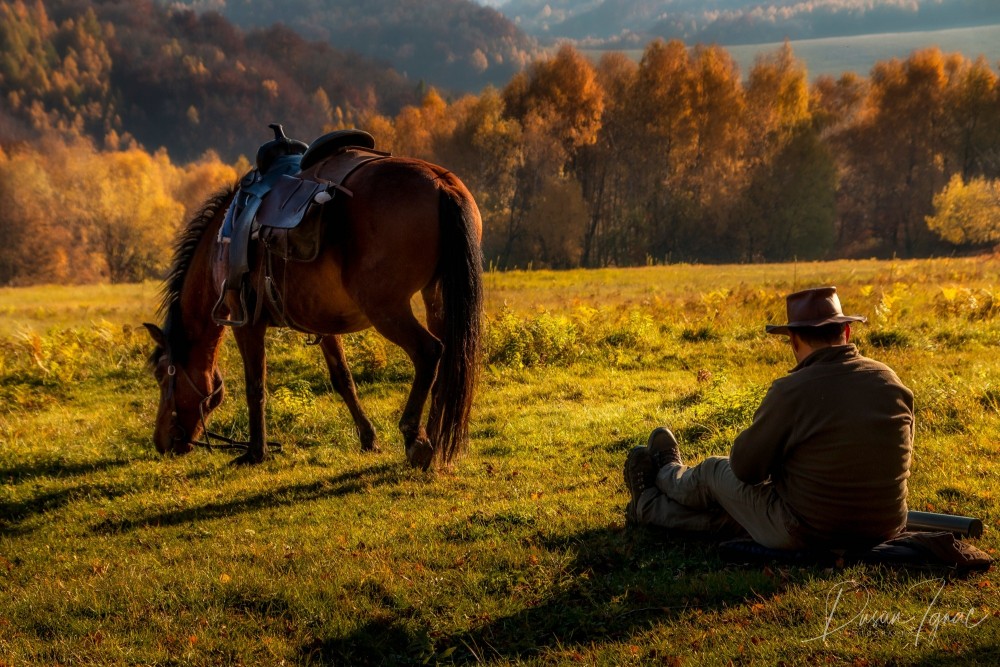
[{"x1": 1, "y1": 258, "x2": 998, "y2": 665}]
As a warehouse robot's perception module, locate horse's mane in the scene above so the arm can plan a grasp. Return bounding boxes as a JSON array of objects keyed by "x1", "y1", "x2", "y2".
[{"x1": 149, "y1": 184, "x2": 236, "y2": 366}]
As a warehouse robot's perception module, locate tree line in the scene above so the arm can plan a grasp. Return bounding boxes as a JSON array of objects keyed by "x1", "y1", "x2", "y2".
[
  {"x1": 2, "y1": 2, "x2": 999, "y2": 283},
  {"x1": 365, "y1": 42, "x2": 1000, "y2": 269}
]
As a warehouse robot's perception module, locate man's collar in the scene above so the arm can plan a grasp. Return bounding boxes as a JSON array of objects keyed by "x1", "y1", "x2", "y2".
[{"x1": 789, "y1": 344, "x2": 858, "y2": 372}]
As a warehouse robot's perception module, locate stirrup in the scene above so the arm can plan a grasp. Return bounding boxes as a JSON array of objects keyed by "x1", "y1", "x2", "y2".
[{"x1": 211, "y1": 279, "x2": 250, "y2": 327}]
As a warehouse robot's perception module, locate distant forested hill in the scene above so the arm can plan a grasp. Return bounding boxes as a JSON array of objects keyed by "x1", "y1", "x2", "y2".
[
  {"x1": 166, "y1": 0, "x2": 541, "y2": 92},
  {"x1": 0, "y1": 0, "x2": 418, "y2": 161},
  {"x1": 497, "y1": 0, "x2": 1000, "y2": 47}
]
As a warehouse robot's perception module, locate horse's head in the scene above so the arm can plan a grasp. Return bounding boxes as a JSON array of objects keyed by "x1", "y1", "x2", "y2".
[{"x1": 144, "y1": 323, "x2": 224, "y2": 455}]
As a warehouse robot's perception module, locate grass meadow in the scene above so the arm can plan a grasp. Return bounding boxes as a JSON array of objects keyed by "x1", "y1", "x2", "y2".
[{"x1": 1, "y1": 258, "x2": 998, "y2": 665}]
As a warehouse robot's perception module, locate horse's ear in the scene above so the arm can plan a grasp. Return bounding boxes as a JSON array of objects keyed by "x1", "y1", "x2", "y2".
[{"x1": 143, "y1": 323, "x2": 167, "y2": 347}]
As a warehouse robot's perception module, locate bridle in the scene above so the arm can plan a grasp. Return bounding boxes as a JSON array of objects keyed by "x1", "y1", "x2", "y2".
[{"x1": 158, "y1": 351, "x2": 279, "y2": 453}]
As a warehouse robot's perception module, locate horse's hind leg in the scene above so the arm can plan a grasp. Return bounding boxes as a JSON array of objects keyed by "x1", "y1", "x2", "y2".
[
  {"x1": 318, "y1": 334, "x2": 378, "y2": 452},
  {"x1": 369, "y1": 305, "x2": 442, "y2": 470},
  {"x1": 421, "y1": 283, "x2": 446, "y2": 440},
  {"x1": 422, "y1": 282, "x2": 445, "y2": 339}
]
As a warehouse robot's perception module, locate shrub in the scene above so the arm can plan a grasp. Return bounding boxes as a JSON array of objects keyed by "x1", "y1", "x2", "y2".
[
  {"x1": 933, "y1": 287, "x2": 998, "y2": 321},
  {"x1": 600, "y1": 310, "x2": 656, "y2": 349},
  {"x1": 267, "y1": 379, "x2": 315, "y2": 429},
  {"x1": 865, "y1": 329, "x2": 910, "y2": 349},
  {"x1": 484, "y1": 307, "x2": 579, "y2": 369},
  {"x1": 979, "y1": 386, "x2": 1000, "y2": 413},
  {"x1": 348, "y1": 330, "x2": 389, "y2": 377},
  {"x1": 680, "y1": 325, "x2": 719, "y2": 343}
]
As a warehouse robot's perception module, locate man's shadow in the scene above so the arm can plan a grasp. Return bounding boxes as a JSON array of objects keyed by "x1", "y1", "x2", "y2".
[{"x1": 300, "y1": 524, "x2": 792, "y2": 665}]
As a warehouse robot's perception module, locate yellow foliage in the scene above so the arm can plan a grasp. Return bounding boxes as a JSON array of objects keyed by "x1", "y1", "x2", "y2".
[
  {"x1": 926, "y1": 173, "x2": 1000, "y2": 245},
  {"x1": 0, "y1": 136, "x2": 241, "y2": 285},
  {"x1": 391, "y1": 88, "x2": 459, "y2": 161},
  {"x1": 170, "y1": 151, "x2": 238, "y2": 220},
  {"x1": 362, "y1": 113, "x2": 398, "y2": 153},
  {"x1": 747, "y1": 41, "x2": 810, "y2": 141},
  {"x1": 516, "y1": 44, "x2": 604, "y2": 151}
]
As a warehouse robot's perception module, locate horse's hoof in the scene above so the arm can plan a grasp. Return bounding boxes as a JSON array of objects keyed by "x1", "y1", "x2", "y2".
[
  {"x1": 405, "y1": 439, "x2": 434, "y2": 471},
  {"x1": 230, "y1": 452, "x2": 264, "y2": 466},
  {"x1": 360, "y1": 434, "x2": 380, "y2": 453},
  {"x1": 171, "y1": 442, "x2": 195, "y2": 455}
]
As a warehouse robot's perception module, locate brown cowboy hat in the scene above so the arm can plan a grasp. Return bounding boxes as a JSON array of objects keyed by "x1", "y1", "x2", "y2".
[{"x1": 765, "y1": 286, "x2": 867, "y2": 335}]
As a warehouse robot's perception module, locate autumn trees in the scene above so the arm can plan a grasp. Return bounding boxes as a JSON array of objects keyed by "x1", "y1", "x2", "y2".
[
  {"x1": 2, "y1": 0, "x2": 1000, "y2": 286},
  {"x1": 830, "y1": 48, "x2": 1000, "y2": 256},
  {"x1": 9, "y1": 0, "x2": 417, "y2": 161},
  {"x1": 458, "y1": 40, "x2": 844, "y2": 266},
  {"x1": 500, "y1": 44, "x2": 604, "y2": 268},
  {"x1": 926, "y1": 174, "x2": 1000, "y2": 246},
  {"x1": 0, "y1": 139, "x2": 236, "y2": 285},
  {"x1": 420, "y1": 42, "x2": 1000, "y2": 268},
  {"x1": 383, "y1": 39, "x2": 999, "y2": 270},
  {"x1": 0, "y1": 1, "x2": 113, "y2": 141}
]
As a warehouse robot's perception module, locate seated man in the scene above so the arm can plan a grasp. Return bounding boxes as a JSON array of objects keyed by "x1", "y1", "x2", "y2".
[{"x1": 625, "y1": 286, "x2": 914, "y2": 550}]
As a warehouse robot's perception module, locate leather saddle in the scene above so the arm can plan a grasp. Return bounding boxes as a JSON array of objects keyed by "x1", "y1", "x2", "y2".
[{"x1": 212, "y1": 125, "x2": 388, "y2": 327}]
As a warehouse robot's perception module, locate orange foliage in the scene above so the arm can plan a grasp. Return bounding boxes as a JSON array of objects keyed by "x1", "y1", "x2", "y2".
[{"x1": 0, "y1": 136, "x2": 238, "y2": 285}]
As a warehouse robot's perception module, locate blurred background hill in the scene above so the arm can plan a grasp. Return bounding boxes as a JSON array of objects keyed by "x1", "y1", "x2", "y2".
[
  {"x1": 165, "y1": 0, "x2": 543, "y2": 92},
  {"x1": 484, "y1": 0, "x2": 1000, "y2": 48}
]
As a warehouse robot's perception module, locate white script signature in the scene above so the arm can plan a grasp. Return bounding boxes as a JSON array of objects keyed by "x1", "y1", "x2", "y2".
[{"x1": 804, "y1": 578, "x2": 989, "y2": 645}]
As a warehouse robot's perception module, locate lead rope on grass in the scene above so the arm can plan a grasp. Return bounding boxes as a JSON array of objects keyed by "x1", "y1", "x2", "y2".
[{"x1": 168, "y1": 362, "x2": 282, "y2": 453}]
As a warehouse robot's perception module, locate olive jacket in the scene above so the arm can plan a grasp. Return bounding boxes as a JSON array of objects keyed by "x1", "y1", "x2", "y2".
[{"x1": 729, "y1": 344, "x2": 914, "y2": 547}]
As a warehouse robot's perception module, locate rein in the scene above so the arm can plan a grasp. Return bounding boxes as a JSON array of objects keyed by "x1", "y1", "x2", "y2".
[{"x1": 163, "y1": 356, "x2": 281, "y2": 453}]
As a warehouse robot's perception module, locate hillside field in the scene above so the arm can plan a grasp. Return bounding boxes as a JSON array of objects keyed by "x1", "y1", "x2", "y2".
[{"x1": 1, "y1": 258, "x2": 999, "y2": 664}]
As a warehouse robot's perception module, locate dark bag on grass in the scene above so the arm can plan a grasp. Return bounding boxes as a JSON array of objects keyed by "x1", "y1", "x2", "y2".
[
  {"x1": 867, "y1": 531, "x2": 992, "y2": 571},
  {"x1": 720, "y1": 531, "x2": 992, "y2": 574}
]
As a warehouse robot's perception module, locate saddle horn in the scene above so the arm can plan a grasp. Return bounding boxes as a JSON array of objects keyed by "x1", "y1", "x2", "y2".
[{"x1": 256, "y1": 123, "x2": 309, "y2": 174}]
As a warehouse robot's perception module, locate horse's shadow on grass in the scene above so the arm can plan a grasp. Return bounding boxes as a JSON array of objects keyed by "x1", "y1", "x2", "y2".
[
  {"x1": 0, "y1": 458, "x2": 136, "y2": 537},
  {"x1": 0, "y1": 456, "x2": 133, "y2": 483},
  {"x1": 0, "y1": 483, "x2": 135, "y2": 537},
  {"x1": 301, "y1": 525, "x2": 793, "y2": 665},
  {"x1": 88, "y1": 462, "x2": 402, "y2": 534}
]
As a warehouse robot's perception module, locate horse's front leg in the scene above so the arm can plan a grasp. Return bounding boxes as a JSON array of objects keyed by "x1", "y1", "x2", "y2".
[
  {"x1": 318, "y1": 334, "x2": 378, "y2": 452},
  {"x1": 232, "y1": 321, "x2": 269, "y2": 465}
]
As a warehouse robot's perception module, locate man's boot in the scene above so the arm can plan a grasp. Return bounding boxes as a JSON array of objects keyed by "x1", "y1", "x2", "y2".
[
  {"x1": 646, "y1": 427, "x2": 683, "y2": 469},
  {"x1": 624, "y1": 446, "x2": 657, "y2": 525}
]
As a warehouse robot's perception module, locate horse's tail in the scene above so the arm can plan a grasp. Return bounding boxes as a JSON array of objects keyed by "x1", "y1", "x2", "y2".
[{"x1": 428, "y1": 186, "x2": 483, "y2": 465}]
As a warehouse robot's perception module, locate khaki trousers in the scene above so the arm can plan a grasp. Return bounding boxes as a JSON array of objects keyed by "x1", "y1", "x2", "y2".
[{"x1": 634, "y1": 456, "x2": 807, "y2": 550}]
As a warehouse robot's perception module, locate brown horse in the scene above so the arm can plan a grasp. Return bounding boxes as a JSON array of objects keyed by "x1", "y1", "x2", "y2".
[{"x1": 144, "y1": 155, "x2": 483, "y2": 469}]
